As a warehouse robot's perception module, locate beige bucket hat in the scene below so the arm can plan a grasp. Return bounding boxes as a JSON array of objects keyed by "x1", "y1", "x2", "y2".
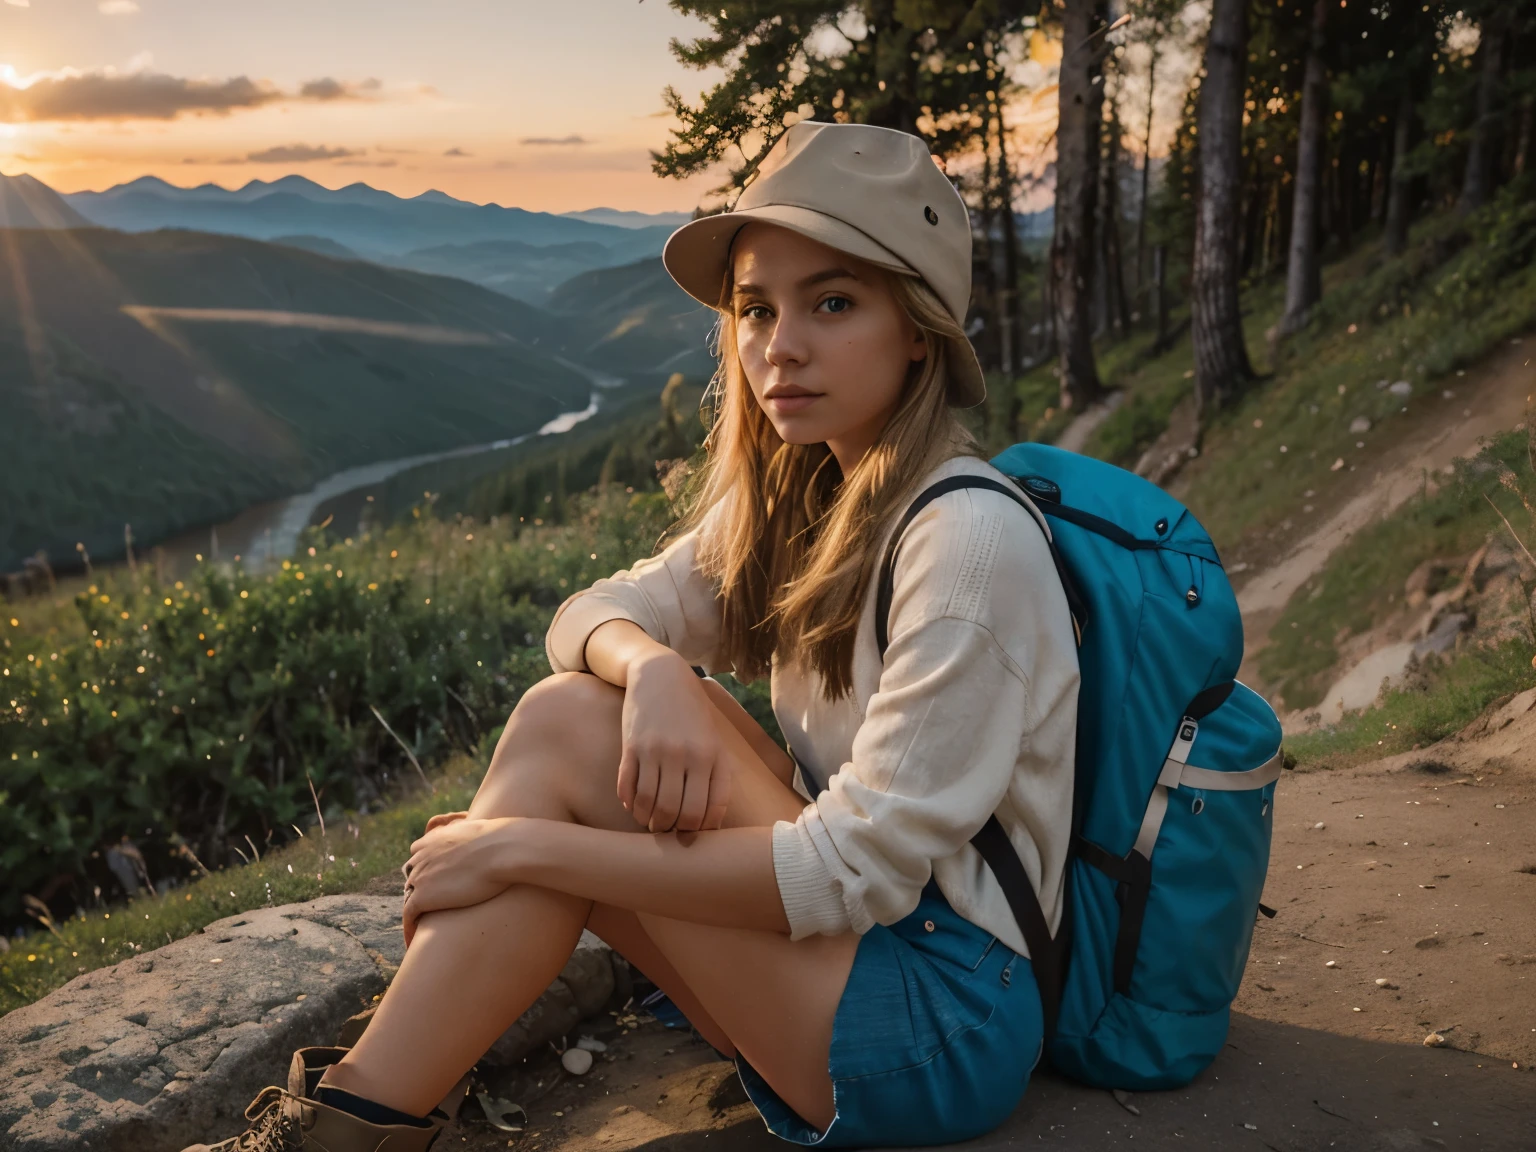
[{"x1": 661, "y1": 120, "x2": 985, "y2": 407}]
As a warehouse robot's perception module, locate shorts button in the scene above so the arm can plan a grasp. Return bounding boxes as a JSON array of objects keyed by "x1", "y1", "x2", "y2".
[
  {"x1": 1001, "y1": 967, "x2": 1012, "y2": 987},
  {"x1": 923, "y1": 920, "x2": 935, "y2": 932}
]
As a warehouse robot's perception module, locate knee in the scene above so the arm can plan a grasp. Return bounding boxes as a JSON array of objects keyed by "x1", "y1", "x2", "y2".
[
  {"x1": 509, "y1": 672, "x2": 621, "y2": 742},
  {"x1": 483, "y1": 673, "x2": 621, "y2": 787}
]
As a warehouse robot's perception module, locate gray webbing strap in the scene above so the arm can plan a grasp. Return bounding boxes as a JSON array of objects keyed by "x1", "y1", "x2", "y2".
[{"x1": 1132, "y1": 716, "x2": 1197, "y2": 859}]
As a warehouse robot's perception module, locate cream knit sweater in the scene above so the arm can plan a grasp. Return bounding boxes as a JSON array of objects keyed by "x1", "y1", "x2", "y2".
[{"x1": 544, "y1": 452, "x2": 1080, "y2": 959}]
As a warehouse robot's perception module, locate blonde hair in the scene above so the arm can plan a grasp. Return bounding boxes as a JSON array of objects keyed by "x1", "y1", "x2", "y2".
[{"x1": 671, "y1": 256, "x2": 979, "y2": 700}]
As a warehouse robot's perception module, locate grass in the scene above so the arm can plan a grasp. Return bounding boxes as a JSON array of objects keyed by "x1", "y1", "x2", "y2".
[
  {"x1": 1258, "y1": 429, "x2": 1536, "y2": 710},
  {"x1": 0, "y1": 755, "x2": 482, "y2": 1017},
  {"x1": 1283, "y1": 637, "x2": 1536, "y2": 769}
]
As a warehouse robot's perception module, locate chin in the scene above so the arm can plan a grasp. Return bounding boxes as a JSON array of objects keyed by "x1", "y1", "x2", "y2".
[{"x1": 768, "y1": 416, "x2": 835, "y2": 446}]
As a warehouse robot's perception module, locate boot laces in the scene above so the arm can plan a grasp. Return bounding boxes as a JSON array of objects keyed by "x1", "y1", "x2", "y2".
[{"x1": 205, "y1": 1085, "x2": 308, "y2": 1151}]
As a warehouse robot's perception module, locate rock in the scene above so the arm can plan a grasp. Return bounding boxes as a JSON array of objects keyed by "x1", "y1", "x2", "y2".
[
  {"x1": 1389, "y1": 380, "x2": 1413, "y2": 397},
  {"x1": 480, "y1": 932, "x2": 615, "y2": 1066},
  {"x1": 1349, "y1": 416, "x2": 1372, "y2": 434},
  {"x1": 1414, "y1": 612, "x2": 1469, "y2": 658},
  {"x1": 0, "y1": 896, "x2": 399, "y2": 1152},
  {"x1": 0, "y1": 896, "x2": 618, "y2": 1151},
  {"x1": 561, "y1": 1047, "x2": 594, "y2": 1075}
]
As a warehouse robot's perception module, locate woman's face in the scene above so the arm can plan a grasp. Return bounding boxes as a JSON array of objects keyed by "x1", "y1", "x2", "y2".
[{"x1": 729, "y1": 222, "x2": 927, "y2": 470}]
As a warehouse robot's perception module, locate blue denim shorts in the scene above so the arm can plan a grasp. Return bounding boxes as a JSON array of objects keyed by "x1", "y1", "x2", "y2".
[{"x1": 734, "y1": 881, "x2": 1044, "y2": 1148}]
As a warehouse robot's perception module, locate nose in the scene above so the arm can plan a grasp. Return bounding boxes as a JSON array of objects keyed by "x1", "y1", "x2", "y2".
[{"x1": 762, "y1": 310, "x2": 808, "y2": 368}]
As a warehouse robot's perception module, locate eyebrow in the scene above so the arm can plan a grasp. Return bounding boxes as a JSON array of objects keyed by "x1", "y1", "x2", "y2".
[{"x1": 732, "y1": 266, "x2": 861, "y2": 298}]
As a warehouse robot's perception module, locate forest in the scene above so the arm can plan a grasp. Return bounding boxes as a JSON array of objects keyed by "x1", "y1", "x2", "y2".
[{"x1": 655, "y1": 0, "x2": 1535, "y2": 422}]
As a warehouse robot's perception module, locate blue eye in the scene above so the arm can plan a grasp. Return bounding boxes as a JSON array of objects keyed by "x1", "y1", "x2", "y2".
[{"x1": 820, "y1": 296, "x2": 851, "y2": 314}]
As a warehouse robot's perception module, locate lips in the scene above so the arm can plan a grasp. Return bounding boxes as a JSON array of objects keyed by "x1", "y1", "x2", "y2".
[{"x1": 763, "y1": 386, "x2": 822, "y2": 415}]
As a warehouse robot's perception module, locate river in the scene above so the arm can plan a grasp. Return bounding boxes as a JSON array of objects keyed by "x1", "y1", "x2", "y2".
[{"x1": 153, "y1": 359, "x2": 627, "y2": 576}]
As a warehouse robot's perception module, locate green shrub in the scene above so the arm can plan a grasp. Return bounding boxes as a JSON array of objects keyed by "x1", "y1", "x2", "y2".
[{"x1": 0, "y1": 487, "x2": 674, "y2": 924}]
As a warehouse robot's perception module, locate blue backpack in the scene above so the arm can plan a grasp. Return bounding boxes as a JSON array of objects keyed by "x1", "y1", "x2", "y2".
[{"x1": 875, "y1": 442, "x2": 1283, "y2": 1091}]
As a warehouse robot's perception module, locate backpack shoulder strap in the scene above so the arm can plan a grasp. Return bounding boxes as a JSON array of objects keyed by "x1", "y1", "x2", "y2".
[
  {"x1": 873, "y1": 473, "x2": 1069, "y2": 1036},
  {"x1": 875, "y1": 475, "x2": 1076, "y2": 659}
]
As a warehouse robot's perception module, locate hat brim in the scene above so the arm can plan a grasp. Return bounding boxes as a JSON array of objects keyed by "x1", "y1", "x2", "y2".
[{"x1": 661, "y1": 205, "x2": 986, "y2": 408}]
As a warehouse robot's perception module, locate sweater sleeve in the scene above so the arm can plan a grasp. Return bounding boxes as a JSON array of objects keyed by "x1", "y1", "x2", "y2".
[
  {"x1": 544, "y1": 503, "x2": 728, "y2": 676},
  {"x1": 770, "y1": 487, "x2": 1076, "y2": 939}
]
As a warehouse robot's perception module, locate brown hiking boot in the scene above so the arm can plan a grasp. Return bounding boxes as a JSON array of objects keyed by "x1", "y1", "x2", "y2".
[{"x1": 181, "y1": 1046, "x2": 472, "y2": 1151}]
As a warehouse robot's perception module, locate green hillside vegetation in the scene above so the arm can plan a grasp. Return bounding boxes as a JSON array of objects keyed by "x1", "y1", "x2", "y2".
[
  {"x1": 0, "y1": 227, "x2": 598, "y2": 574},
  {"x1": 548, "y1": 256, "x2": 719, "y2": 379}
]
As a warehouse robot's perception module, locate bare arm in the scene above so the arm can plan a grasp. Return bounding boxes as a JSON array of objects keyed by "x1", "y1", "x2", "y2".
[{"x1": 402, "y1": 816, "x2": 791, "y2": 940}]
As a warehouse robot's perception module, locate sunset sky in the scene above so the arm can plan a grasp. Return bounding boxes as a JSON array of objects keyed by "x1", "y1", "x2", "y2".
[
  {"x1": 0, "y1": 2, "x2": 1196, "y2": 216},
  {"x1": 0, "y1": 0, "x2": 734, "y2": 212}
]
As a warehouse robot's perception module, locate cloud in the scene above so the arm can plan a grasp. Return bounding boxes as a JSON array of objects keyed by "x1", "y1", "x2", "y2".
[
  {"x1": 245, "y1": 143, "x2": 359, "y2": 163},
  {"x1": 299, "y1": 76, "x2": 380, "y2": 101},
  {"x1": 5, "y1": 1, "x2": 31, "y2": 8},
  {"x1": 98, "y1": 1, "x2": 140, "y2": 14},
  {"x1": 519, "y1": 134, "x2": 589, "y2": 146},
  {"x1": 336, "y1": 157, "x2": 397, "y2": 168},
  {"x1": 0, "y1": 66, "x2": 388, "y2": 123},
  {"x1": 443, "y1": 147, "x2": 472, "y2": 157}
]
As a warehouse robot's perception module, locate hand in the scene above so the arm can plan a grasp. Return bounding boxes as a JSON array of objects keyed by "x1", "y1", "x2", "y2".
[
  {"x1": 401, "y1": 817, "x2": 517, "y2": 946},
  {"x1": 424, "y1": 810, "x2": 469, "y2": 833},
  {"x1": 617, "y1": 652, "x2": 732, "y2": 834}
]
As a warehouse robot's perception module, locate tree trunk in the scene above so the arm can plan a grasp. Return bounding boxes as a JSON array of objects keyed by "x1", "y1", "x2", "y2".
[
  {"x1": 1135, "y1": 45, "x2": 1157, "y2": 296},
  {"x1": 1458, "y1": 13, "x2": 1509, "y2": 216},
  {"x1": 1191, "y1": 0, "x2": 1256, "y2": 423},
  {"x1": 1051, "y1": 0, "x2": 1108, "y2": 412},
  {"x1": 1152, "y1": 244, "x2": 1170, "y2": 351},
  {"x1": 1279, "y1": 0, "x2": 1329, "y2": 335},
  {"x1": 1385, "y1": 84, "x2": 1415, "y2": 256},
  {"x1": 1512, "y1": 95, "x2": 1534, "y2": 177},
  {"x1": 1101, "y1": 98, "x2": 1132, "y2": 338},
  {"x1": 988, "y1": 78, "x2": 1019, "y2": 376},
  {"x1": 981, "y1": 101, "x2": 1004, "y2": 374}
]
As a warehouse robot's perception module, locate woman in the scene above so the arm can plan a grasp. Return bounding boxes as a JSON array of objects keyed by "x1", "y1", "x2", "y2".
[{"x1": 187, "y1": 120, "x2": 1079, "y2": 1152}]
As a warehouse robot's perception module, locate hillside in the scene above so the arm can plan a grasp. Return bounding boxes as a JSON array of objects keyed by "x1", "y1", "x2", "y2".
[
  {"x1": 391, "y1": 238, "x2": 627, "y2": 305},
  {"x1": 548, "y1": 256, "x2": 719, "y2": 378},
  {"x1": 0, "y1": 172, "x2": 92, "y2": 229},
  {"x1": 0, "y1": 226, "x2": 598, "y2": 573}
]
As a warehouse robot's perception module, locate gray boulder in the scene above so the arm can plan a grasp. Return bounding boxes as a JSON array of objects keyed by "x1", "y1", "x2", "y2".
[{"x1": 0, "y1": 895, "x2": 619, "y2": 1152}]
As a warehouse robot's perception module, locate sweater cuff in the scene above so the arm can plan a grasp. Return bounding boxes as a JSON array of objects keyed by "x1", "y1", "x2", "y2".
[
  {"x1": 545, "y1": 593, "x2": 643, "y2": 674},
  {"x1": 771, "y1": 819, "x2": 851, "y2": 940}
]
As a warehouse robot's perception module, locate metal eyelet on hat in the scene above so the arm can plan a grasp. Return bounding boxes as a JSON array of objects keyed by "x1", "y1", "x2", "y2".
[
  {"x1": 924, "y1": 206, "x2": 939, "y2": 225},
  {"x1": 924, "y1": 919, "x2": 935, "y2": 932}
]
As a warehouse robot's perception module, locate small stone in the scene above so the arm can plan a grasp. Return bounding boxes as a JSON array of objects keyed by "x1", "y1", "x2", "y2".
[
  {"x1": 1313, "y1": 822, "x2": 1326, "y2": 830},
  {"x1": 562, "y1": 1047, "x2": 594, "y2": 1076},
  {"x1": 1389, "y1": 380, "x2": 1413, "y2": 396},
  {"x1": 1375, "y1": 979, "x2": 1399, "y2": 989},
  {"x1": 1349, "y1": 416, "x2": 1372, "y2": 434},
  {"x1": 1424, "y1": 1032, "x2": 1449, "y2": 1047},
  {"x1": 1331, "y1": 458, "x2": 1346, "y2": 472},
  {"x1": 1325, "y1": 960, "x2": 1338, "y2": 968},
  {"x1": 575, "y1": 1036, "x2": 608, "y2": 1053}
]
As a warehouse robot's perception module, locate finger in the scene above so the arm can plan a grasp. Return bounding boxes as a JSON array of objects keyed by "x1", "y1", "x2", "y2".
[
  {"x1": 631, "y1": 753, "x2": 660, "y2": 829},
  {"x1": 402, "y1": 895, "x2": 418, "y2": 948},
  {"x1": 649, "y1": 761, "x2": 685, "y2": 833},
  {"x1": 425, "y1": 811, "x2": 467, "y2": 833},
  {"x1": 674, "y1": 761, "x2": 712, "y2": 833},
  {"x1": 616, "y1": 745, "x2": 640, "y2": 811},
  {"x1": 701, "y1": 757, "x2": 732, "y2": 831}
]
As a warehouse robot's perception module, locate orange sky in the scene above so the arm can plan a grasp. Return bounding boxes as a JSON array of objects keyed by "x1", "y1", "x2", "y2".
[
  {"x1": 0, "y1": 0, "x2": 734, "y2": 212},
  {"x1": 0, "y1": 2, "x2": 1185, "y2": 215}
]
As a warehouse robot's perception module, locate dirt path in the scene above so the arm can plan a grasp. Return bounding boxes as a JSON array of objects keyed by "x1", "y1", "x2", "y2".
[
  {"x1": 435, "y1": 707, "x2": 1536, "y2": 1152},
  {"x1": 1234, "y1": 336, "x2": 1534, "y2": 687}
]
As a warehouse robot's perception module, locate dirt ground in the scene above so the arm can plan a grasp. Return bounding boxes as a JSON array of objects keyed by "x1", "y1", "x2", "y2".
[{"x1": 431, "y1": 705, "x2": 1535, "y2": 1152}]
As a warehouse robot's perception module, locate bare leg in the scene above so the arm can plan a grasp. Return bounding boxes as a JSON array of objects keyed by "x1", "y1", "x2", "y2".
[{"x1": 320, "y1": 672, "x2": 857, "y2": 1129}]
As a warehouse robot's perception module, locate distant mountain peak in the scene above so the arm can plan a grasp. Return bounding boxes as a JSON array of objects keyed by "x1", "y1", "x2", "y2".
[{"x1": 0, "y1": 171, "x2": 94, "y2": 230}]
